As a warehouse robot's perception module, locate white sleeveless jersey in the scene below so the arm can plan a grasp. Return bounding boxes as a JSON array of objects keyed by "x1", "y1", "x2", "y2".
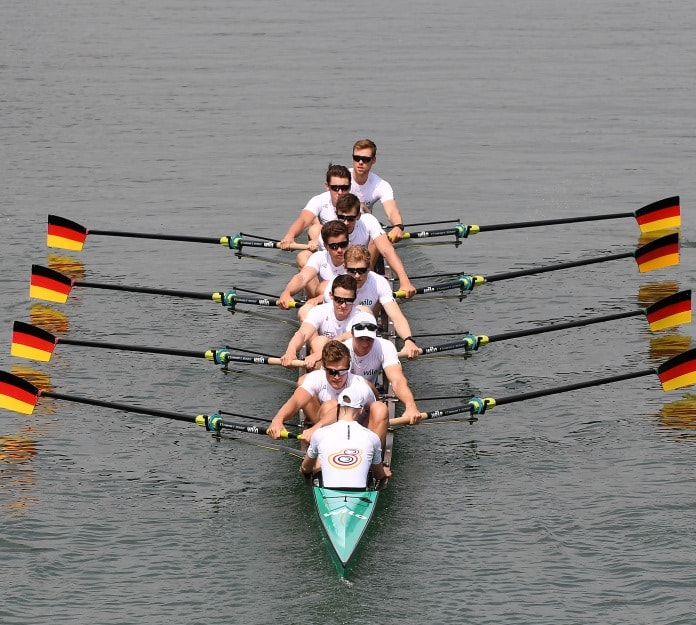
[
  {"x1": 344, "y1": 337, "x2": 400, "y2": 385},
  {"x1": 303, "y1": 191, "x2": 337, "y2": 224},
  {"x1": 300, "y1": 370, "x2": 376, "y2": 406},
  {"x1": 306, "y1": 420, "x2": 383, "y2": 488},
  {"x1": 349, "y1": 170, "x2": 395, "y2": 213},
  {"x1": 303, "y1": 302, "x2": 363, "y2": 339},
  {"x1": 322, "y1": 271, "x2": 394, "y2": 311},
  {"x1": 317, "y1": 213, "x2": 385, "y2": 250},
  {"x1": 305, "y1": 250, "x2": 344, "y2": 283}
]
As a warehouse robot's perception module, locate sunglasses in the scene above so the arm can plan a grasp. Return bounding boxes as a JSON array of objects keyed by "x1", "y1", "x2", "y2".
[
  {"x1": 332, "y1": 295, "x2": 356, "y2": 305},
  {"x1": 352, "y1": 322, "x2": 378, "y2": 332},
  {"x1": 325, "y1": 366, "x2": 350, "y2": 377},
  {"x1": 346, "y1": 266, "x2": 368, "y2": 275},
  {"x1": 329, "y1": 184, "x2": 351, "y2": 192},
  {"x1": 326, "y1": 240, "x2": 349, "y2": 251},
  {"x1": 336, "y1": 213, "x2": 358, "y2": 222},
  {"x1": 352, "y1": 154, "x2": 373, "y2": 163}
]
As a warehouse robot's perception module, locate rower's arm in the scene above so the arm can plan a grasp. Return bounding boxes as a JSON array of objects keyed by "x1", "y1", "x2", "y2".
[
  {"x1": 281, "y1": 210, "x2": 316, "y2": 245},
  {"x1": 279, "y1": 265, "x2": 318, "y2": 305},
  {"x1": 381, "y1": 199, "x2": 403, "y2": 227},
  {"x1": 373, "y1": 234, "x2": 415, "y2": 297},
  {"x1": 269, "y1": 387, "x2": 313, "y2": 438},
  {"x1": 282, "y1": 322, "x2": 316, "y2": 362},
  {"x1": 384, "y1": 364, "x2": 419, "y2": 414}
]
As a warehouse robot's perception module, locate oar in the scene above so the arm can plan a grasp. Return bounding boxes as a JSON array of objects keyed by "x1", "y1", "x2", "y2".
[
  {"x1": 398, "y1": 290, "x2": 692, "y2": 357},
  {"x1": 28, "y1": 265, "x2": 303, "y2": 308},
  {"x1": 0, "y1": 370, "x2": 302, "y2": 442},
  {"x1": 9, "y1": 321, "x2": 308, "y2": 369},
  {"x1": 398, "y1": 196, "x2": 680, "y2": 243},
  {"x1": 394, "y1": 233, "x2": 679, "y2": 298},
  {"x1": 390, "y1": 347, "x2": 696, "y2": 426},
  {"x1": 46, "y1": 215, "x2": 309, "y2": 252}
]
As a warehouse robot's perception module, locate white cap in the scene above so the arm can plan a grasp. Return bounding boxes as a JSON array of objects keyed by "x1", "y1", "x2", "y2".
[
  {"x1": 338, "y1": 393, "x2": 363, "y2": 409},
  {"x1": 351, "y1": 311, "x2": 378, "y2": 339}
]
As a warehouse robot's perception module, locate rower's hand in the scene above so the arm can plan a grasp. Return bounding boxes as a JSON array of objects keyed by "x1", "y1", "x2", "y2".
[
  {"x1": 388, "y1": 225, "x2": 404, "y2": 243},
  {"x1": 278, "y1": 235, "x2": 295, "y2": 250},
  {"x1": 398, "y1": 279, "x2": 417, "y2": 299},
  {"x1": 280, "y1": 351, "x2": 298, "y2": 367},
  {"x1": 278, "y1": 291, "x2": 295, "y2": 310},
  {"x1": 303, "y1": 353, "x2": 322, "y2": 370},
  {"x1": 301, "y1": 424, "x2": 318, "y2": 442},
  {"x1": 401, "y1": 407, "x2": 425, "y2": 425},
  {"x1": 307, "y1": 239, "x2": 318, "y2": 252},
  {"x1": 402, "y1": 339, "x2": 420, "y2": 359},
  {"x1": 382, "y1": 465, "x2": 393, "y2": 478},
  {"x1": 267, "y1": 417, "x2": 286, "y2": 439}
]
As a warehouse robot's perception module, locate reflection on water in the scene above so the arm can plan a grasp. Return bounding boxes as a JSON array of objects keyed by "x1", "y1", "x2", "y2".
[
  {"x1": 47, "y1": 254, "x2": 85, "y2": 281},
  {"x1": 658, "y1": 394, "x2": 696, "y2": 437},
  {"x1": 649, "y1": 334, "x2": 692, "y2": 363},
  {"x1": 0, "y1": 433, "x2": 39, "y2": 513},
  {"x1": 637, "y1": 228, "x2": 681, "y2": 246},
  {"x1": 29, "y1": 303, "x2": 69, "y2": 334},
  {"x1": 637, "y1": 281, "x2": 681, "y2": 307}
]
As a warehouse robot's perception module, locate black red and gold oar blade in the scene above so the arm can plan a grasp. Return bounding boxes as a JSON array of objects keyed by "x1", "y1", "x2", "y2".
[
  {"x1": 657, "y1": 348, "x2": 696, "y2": 392},
  {"x1": 634, "y1": 196, "x2": 680, "y2": 233},
  {"x1": 11, "y1": 321, "x2": 58, "y2": 362},
  {"x1": 634, "y1": 233, "x2": 679, "y2": 273},
  {"x1": 645, "y1": 289, "x2": 692, "y2": 331},
  {"x1": 0, "y1": 371, "x2": 41, "y2": 415},
  {"x1": 30, "y1": 265, "x2": 73, "y2": 304},
  {"x1": 47, "y1": 215, "x2": 88, "y2": 251}
]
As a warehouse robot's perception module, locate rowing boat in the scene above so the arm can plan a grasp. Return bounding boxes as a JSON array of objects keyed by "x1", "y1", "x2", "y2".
[{"x1": 309, "y1": 263, "x2": 396, "y2": 576}]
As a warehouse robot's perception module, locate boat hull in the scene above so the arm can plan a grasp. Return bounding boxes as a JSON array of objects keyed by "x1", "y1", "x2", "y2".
[{"x1": 312, "y1": 485, "x2": 379, "y2": 575}]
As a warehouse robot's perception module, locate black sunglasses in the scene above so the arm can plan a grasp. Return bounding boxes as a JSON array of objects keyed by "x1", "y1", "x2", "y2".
[
  {"x1": 329, "y1": 184, "x2": 351, "y2": 192},
  {"x1": 352, "y1": 154, "x2": 373, "y2": 163},
  {"x1": 325, "y1": 366, "x2": 350, "y2": 377},
  {"x1": 352, "y1": 322, "x2": 378, "y2": 332},
  {"x1": 332, "y1": 295, "x2": 356, "y2": 305},
  {"x1": 326, "y1": 240, "x2": 349, "y2": 251},
  {"x1": 346, "y1": 266, "x2": 368, "y2": 275},
  {"x1": 336, "y1": 213, "x2": 358, "y2": 222}
]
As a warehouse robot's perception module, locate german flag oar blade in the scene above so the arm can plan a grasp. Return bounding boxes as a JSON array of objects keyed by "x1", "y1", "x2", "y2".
[
  {"x1": 657, "y1": 348, "x2": 696, "y2": 391},
  {"x1": 645, "y1": 290, "x2": 692, "y2": 331},
  {"x1": 11, "y1": 321, "x2": 58, "y2": 362},
  {"x1": 30, "y1": 265, "x2": 73, "y2": 304},
  {"x1": 0, "y1": 371, "x2": 40, "y2": 415},
  {"x1": 634, "y1": 233, "x2": 679, "y2": 273},
  {"x1": 635, "y1": 196, "x2": 680, "y2": 233},
  {"x1": 47, "y1": 215, "x2": 88, "y2": 251}
]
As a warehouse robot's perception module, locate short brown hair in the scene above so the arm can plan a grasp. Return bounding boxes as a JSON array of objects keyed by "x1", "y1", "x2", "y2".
[
  {"x1": 330, "y1": 273, "x2": 357, "y2": 295},
  {"x1": 335, "y1": 193, "x2": 360, "y2": 215},
  {"x1": 321, "y1": 220, "x2": 349, "y2": 241},
  {"x1": 344, "y1": 245, "x2": 370, "y2": 266},
  {"x1": 325, "y1": 163, "x2": 351, "y2": 184},
  {"x1": 353, "y1": 139, "x2": 377, "y2": 157},
  {"x1": 322, "y1": 339, "x2": 350, "y2": 365}
]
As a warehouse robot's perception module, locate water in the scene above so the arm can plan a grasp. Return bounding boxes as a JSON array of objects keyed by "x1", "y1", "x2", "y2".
[{"x1": 2, "y1": 1, "x2": 695, "y2": 623}]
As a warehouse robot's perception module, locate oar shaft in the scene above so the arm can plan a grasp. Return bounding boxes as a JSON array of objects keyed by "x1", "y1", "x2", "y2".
[
  {"x1": 485, "y1": 310, "x2": 642, "y2": 343},
  {"x1": 89, "y1": 229, "x2": 223, "y2": 245},
  {"x1": 58, "y1": 338, "x2": 205, "y2": 360},
  {"x1": 492, "y1": 369, "x2": 654, "y2": 407},
  {"x1": 476, "y1": 212, "x2": 633, "y2": 233},
  {"x1": 485, "y1": 251, "x2": 632, "y2": 283},
  {"x1": 74, "y1": 280, "x2": 215, "y2": 301}
]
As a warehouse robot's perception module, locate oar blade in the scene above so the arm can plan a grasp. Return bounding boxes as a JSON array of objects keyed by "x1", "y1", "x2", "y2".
[
  {"x1": 47, "y1": 215, "x2": 88, "y2": 251},
  {"x1": 634, "y1": 233, "x2": 679, "y2": 273},
  {"x1": 0, "y1": 371, "x2": 40, "y2": 415},
  {"x1": 11, "y1": 321, "x2": 58, "y2": 362},
  {"x1": 30, "y1": 265, "x2": 73, "y2": 304},
  {"x1": 657, "y1": 348, "x2": 696, "y2": 391},
  {"x1": 635, "y1": 197, "x2": 681, "y2": 233},
  {"x1": 646, "y1": 290, "x2": 692, "y2": 331}
]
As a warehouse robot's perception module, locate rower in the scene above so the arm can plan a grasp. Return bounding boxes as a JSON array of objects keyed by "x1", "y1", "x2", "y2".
[
  {"x1": 345, "y1": 311, "x2": 423, "y2": 425},
  {"x1": 349, "y1": 138, "x2": 405, "y2": 243},
  {"x1": 277, "y1": 220, "x2": 349, "y2": 306},
  {"x1": 318, "y1": 193, "x2": 416, "y2": 298},
  {"x1": 278, "y1": 163, "x2": 352, "y2": 268},
  {"x1": 317, "y1": 245, "x2": 420, "y2": 358},
  {"x1": 269, "y1": 340, "x2": 390, "y2": 450},
  {"x1": 300, "y1": 392, "x2": 391, "y2": 487},
  {"x1": 280, "y1": 274, "x2": 368, "y2": 370}
]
